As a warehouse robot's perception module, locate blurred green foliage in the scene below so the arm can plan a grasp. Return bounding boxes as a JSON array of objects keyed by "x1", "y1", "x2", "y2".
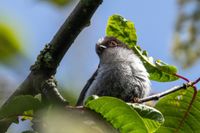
[
  {"x1": 34, "y1": 107, "x2": 118, "y2": 133},
  {"x1": 40, "y1": 0, "x2": 73, "y2": 7},
  {"x1": 0, "y1": 23, "x2": 22, "y2": 65},
  {"x1": 173, "y1": 0, "x2": 200, "y2": 68}
]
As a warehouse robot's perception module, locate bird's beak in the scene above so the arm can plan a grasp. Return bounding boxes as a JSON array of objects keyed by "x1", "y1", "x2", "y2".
[
  {"x1": 98, "y1": 44, "x2": 107, "y2": 49},
  {"x1": 96, "y1": 44, "x2": 107, "y2": 55}
]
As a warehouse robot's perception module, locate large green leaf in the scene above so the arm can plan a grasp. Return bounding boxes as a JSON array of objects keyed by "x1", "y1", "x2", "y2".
[
  {"x1": 155, "y1": 88, "x2": 200, "y2": 132},
  {"x1": 0, "y1": 24, "x2": 22, "y2": 64},
  {"x1": 85, "y1": 96, "x2": 164, "y2": 133},
  {"x1": 0, "y1": 95, "x2": 41, "y2": 120},
  {"x1": 106, "y1": 15, "x2": 179, "y2": 82}
]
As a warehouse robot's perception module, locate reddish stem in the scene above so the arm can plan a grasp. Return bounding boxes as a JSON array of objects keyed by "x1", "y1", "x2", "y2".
[
  {"x1": 192, "y1": 77, "x2": 200, "y2": 85},
  {"x1": 174, "y1": 73, "x2": 190, "y2": 82}
]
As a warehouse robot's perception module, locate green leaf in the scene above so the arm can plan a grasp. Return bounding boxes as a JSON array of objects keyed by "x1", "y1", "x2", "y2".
[
  {"x1": 128, "y1": 103, "x2": 164, "y2": 132},
  {"x1": 106, "y1": 14, "x2": 137, "y2": 47},
  {"x1": 85, "y1": 96, "x2": 148, "y2": 133},
  {"x1": 85, "y1": 96, "x2": 164, "y2": 133},
  {"x1": 106, "y1": 15, "x2": 179, "y2": 82},
  {"x1": 0, "y1": 23, "x2": 23, "y2": 64},
  {"x1": 155, "y1": 88, "x2": 200, "y2": 132},
  {"x1": 155, "y1": 60, "x2": 177, "y2": 74},
  {"x1": 0, "y1": 95, "x2": 41, "y2": 120}
]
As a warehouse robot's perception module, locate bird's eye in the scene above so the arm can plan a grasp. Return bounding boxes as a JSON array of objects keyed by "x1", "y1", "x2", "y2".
[{"x1": 109, "y1": 41, "x2": 118, "y2": 47}]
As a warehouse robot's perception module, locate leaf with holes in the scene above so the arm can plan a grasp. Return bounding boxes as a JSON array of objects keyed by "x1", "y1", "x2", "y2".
[
  {"x1": 155, "y1": 88, "x2": 200, "y2": 132},
  {"x1": 106, "y1": 14, "x2": 179, "y2": 82}
]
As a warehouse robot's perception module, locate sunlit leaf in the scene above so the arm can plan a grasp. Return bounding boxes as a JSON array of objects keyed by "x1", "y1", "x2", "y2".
[
  {"x1": 106, "y1": 15, "x2": 137, "y2": 47},
  {"x1": 106, "y1": 15, "x2": 179, "y2": 82},
  {"x1": 155, "y1": 88, "x2": 200, "y2": 132}
]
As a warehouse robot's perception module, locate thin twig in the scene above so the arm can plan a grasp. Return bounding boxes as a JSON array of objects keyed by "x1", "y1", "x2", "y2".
[
  {"x1": 139, "y1": 76, "x2": 200, "y2": 103},
  {"x1": 138, "y1": 84, "x2": 188, "y2": 103}
]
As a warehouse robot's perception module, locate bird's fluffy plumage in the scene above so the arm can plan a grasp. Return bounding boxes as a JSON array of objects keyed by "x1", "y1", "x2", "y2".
[{"x1": 76, "y1": 37, "x2": 151, "y2": 105}]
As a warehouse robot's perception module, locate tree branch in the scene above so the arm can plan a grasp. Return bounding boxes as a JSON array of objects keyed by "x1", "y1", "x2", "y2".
[
  {"x1": 2, "y1": 0, "x2": 102, "y2": 106},
  {"x1": 31, "y1": 0, "x2": 103, "y2": 75},
  {"x1": 0, "y1": 0, "x2": 103, "y2": 131}
]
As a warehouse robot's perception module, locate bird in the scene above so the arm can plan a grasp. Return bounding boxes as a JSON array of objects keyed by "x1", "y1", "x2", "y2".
[{"x1": 76, "y1": 36, "x2": 151, "y2": 106}]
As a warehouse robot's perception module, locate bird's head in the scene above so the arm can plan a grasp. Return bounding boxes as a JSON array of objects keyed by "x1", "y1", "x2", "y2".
[
  {"x1": 96, "y1": 36, "x2": 136, "y2": 64},
  {"x1": 96, "y1": 36, "x2": 129, "y2": 56}
]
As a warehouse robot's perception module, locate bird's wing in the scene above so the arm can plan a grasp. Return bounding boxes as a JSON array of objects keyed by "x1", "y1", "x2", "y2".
[{"x1": 76, "y1": 68, "x2": 98, "y2": 106}]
